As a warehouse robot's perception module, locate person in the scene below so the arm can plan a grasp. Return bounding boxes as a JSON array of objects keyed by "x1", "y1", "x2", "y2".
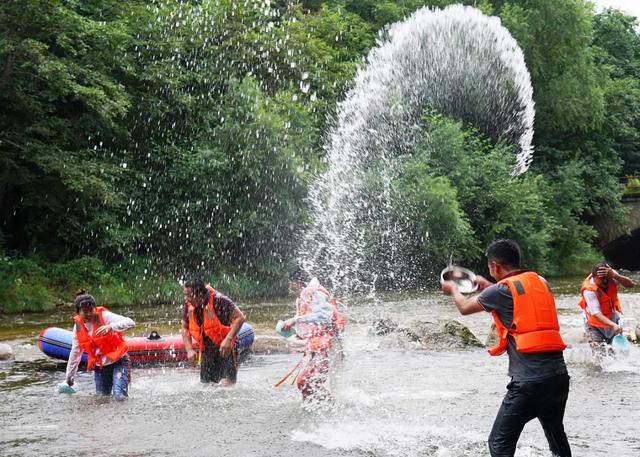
[
  {"x1": 64, "y1": 290, "x2": 135, "y2": 399},
  {"x1": 281, "y1": 269, "x2": 346, "y2": 401},
  {"x1": 578, "y1": 262, "x2": 635, "y2": 353},
  {"x1": 441, "y1": 239, "x2": 571, "y2": 457},
  {"x1": 181, "y1": 279, "x2": 245, "y2": 386}
]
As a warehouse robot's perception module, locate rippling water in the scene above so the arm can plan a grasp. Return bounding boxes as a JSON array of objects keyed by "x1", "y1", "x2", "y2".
[{"x1": 2, "y1": 284, "x2": 640, "y2": 456}]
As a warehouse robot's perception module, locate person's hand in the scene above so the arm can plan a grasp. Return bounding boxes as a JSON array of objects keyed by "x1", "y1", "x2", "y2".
[
  {"x1": 474, "y1": 275, "x2": 493, "y2": 291},
  {"x1": 66, "y1": 377, "x2": 74, "y2": 386},
  {"x1": 441, "y1": 280, "x2": 458, "y2": 296},
  {"x1": 95, "y1": 324, "x2": 112, "y2": 336},
  {"x1": 186, "y1": 348, "x2": 196, "y2": 361},
  {"x1": 597, "y1": 265, "x2": 613, "y2": 279},
  {"x1": 612, "y1": 323, "x2": 624, "y2": 335},
  {"x1": 281, "y1": 318, "x2": 297, "y2": 331},
  {"x1": 219, "y1": 336, "x2": 234, "y2": 358}
]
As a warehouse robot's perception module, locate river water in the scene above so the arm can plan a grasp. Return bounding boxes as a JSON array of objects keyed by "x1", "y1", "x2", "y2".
[{"x1": 1, "y1": 278, "x2": 640, "y2": 457}]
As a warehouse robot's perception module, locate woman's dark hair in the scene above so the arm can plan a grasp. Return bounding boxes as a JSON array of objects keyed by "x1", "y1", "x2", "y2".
[
  {"x1": 288, "y1": 268, "x2": 310, "y2": 284},
  {"x1": 485, "y1": 239, "x2": 521, "y2": 269},
  {"x1": 184, "y1": 279, "x2": 208, "y2": 297},
  {"x1": 74, "y1": 289, "x2": 97, "y2": 313}
]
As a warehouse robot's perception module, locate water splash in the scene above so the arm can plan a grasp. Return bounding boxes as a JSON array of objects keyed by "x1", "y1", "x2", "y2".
[{"x1": 300, "y1": 5, "x2": 535, "y2": 293}]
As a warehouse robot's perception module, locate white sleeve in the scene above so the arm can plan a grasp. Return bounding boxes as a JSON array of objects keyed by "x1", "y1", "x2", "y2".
[
  {"x1": 102, "y1": 310, "x2": 135, "y2": 332},
  {"x1": 65, "y1": 328, "x2": 82, "y2": 380},
  {"x1": 583, "y1": 290, "x2": 602, "y2": 315}
]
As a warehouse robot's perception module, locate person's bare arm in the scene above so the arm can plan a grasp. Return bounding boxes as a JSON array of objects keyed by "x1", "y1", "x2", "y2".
[
  {"x1": 592, "y1": 312, "x2": 623, "y2": 334},
  {"x1": 598, "y1": 265, "x2": 635, "y2": 288},
  {"x1": 219, "y1": 305, "x2": 245, "y2": 357},
  {"x1": 181, "y1": 321, "x2": 196, "y2": 361}
]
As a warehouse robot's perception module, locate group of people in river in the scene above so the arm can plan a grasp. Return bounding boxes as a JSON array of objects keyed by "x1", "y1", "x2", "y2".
[
  {"x1": 63, "y1": 238, "x2": 634, "y2": 457},
  {"x1": 63, "y1": 268, "x2": 346, "y2": 402}
]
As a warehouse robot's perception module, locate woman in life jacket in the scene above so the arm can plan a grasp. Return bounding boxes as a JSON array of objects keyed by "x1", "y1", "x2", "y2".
[
  {"x1": 281, "y1": 269, "x2": 346, "y2": 401},
  {"x1": 64, "y1": 290, "x2": 135, "y2": 399},
  {"x1": 578, "y1": 262, "x2": 635, "y2": 352}
]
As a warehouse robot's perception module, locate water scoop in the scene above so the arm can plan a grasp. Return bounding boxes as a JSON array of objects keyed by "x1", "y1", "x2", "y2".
[
  {"x1": 275, "y1": 320, "x2": 294, "y2": 338},
  {"x1": 57, "y1": 382, "x2": 76, "y2": 394},
  {"x1": 611, "y1": 334, "x2": 630, "y2": 354},
  {"x1": 440, "y1": 265, "x2": 478, "y2": 294}
]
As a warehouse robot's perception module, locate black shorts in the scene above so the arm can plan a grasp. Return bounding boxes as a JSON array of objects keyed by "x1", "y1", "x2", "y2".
[{"x1": 200, "y1": 345, "x2": 237, "y2": 384}]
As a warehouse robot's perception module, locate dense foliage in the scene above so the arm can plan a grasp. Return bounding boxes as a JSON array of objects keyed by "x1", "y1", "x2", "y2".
[{"x1": 1, "y1": 0, "x2": 639, "y2": 310}]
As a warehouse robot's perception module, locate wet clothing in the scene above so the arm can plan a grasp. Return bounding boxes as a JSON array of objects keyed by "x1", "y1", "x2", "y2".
[
  {"x1": 201, "y1": 345, "x2": 237, "y2": 383},
  {"x1": 181, "y1": 290, "x2": 238, "y2": 383},
  {"x1": 478, "y1": 271, "x2": 571, "y2": 457},
  {"x1": 66, "y1": 310, "x2": 135, "y2": 380},
  {"x1": 489, "y1": 374, "x2": 571, "y2": 457},
  {"x1": 580, "y1": 276, "x2": 620, "y2": 345},
  {"x1": 95, "y1": 354, "x2": 130, "y2": 398},
  {"x1": 585, "y1": 322, "x2": 618, "y2": 346},
  {"x1": 296, "y1": 350, "x2": 331, "y2": 401},
  {"x1": 478, "y1": 278, "x2": 568, "y2": 382}
]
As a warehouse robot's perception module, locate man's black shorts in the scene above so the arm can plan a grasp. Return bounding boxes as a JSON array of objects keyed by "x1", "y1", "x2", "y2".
[{"x1": 200, "y1": 344, "x2": 237, "y2": 383}]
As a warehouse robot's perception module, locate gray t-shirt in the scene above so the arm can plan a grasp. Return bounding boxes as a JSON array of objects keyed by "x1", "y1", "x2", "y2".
[{"x1": 478, "y1": 275, "x2": 568, "y2": 382}]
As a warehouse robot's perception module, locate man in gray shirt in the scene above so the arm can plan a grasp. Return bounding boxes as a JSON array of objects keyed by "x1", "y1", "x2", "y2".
[{"x1": 442, "y1": 239, "x2": 571, "y2": 457}]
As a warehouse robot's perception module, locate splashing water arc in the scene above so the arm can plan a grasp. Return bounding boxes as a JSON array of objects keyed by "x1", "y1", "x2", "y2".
[{"x1": 300, "y1": 5, "x2": 535, "y2": 292}]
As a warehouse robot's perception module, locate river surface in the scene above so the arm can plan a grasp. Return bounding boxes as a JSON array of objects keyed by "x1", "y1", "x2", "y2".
[{"x1": 1, "y1": 277, "x2": 640, "y2": 457}]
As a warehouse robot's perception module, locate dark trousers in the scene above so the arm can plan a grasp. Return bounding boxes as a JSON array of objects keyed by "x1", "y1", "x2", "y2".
[
  {"x1": 200, "y1": 345, "x2": 237, "y2": 384},
  {"x1": 488, "y1": 374, "x2": 571, "y2": 457}
]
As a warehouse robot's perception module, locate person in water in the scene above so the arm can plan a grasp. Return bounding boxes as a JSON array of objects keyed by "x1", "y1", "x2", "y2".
[
  {"x1": 441, "y1": 239, "x2": 571, "y2": 457},
  {"x1": 64, "y1": 290, "x2": 135, "y2": 399},
  {"x1": 281, "y1": 269, "x2": 346, "y2": 401},
  {"x1": 181, "y1": 279, "x2": 245, "y2": 385},
  {"x1": 578, "y1": 262, "x2": 634, "y2": 354}
]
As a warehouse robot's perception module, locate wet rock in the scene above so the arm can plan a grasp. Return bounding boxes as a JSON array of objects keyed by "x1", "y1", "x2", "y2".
[
  {"x1": 404, "y1": 319, "x2": 483, "y2": 350},
  {"x1": 485, "y1": 322, "x2": 499, "y2": 348},
  {"x1": 251, "y1": 335, "x2": 304, "y2": 354},
  {"x1": 369, "y1": 318, "x2": 399, "y2": 336},
  {"x1": 0, "y1": 343, "x2": 13, "y2": 360}
]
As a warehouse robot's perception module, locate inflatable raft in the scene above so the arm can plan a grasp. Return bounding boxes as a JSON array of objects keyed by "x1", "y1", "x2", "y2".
[{"x1": 37, "y1": 323, "x2": 255, "y2": 366}]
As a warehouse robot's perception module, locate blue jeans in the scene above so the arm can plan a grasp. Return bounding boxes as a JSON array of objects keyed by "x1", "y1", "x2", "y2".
[{"x1": 94, "y1": 354, "x2": 130, "y2": 398}]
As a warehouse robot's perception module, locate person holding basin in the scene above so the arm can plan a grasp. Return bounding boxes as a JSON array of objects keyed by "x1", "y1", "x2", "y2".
[{"x1": 441, "y1": 239, "x2": 571, "y2": 457}]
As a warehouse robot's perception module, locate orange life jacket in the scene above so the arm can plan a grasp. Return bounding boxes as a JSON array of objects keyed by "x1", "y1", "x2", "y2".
[
  {"x1": 297, "y1": 282, "x2": 346, "y2": 353},
  {"x1": 488, "y1": 271, "x2": 566, "y2": 356},
  {"x1": 578, "y1": 275, "x2": 621, "y2": 328},
  {"x1": 74, "y1": 306, "x2": 128, "y2": 371},
  {"x1": 187, "y1": 285, "x2": 233, "y2": 348}
]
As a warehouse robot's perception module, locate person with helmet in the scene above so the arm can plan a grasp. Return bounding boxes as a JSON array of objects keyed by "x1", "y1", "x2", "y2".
[
  {"x1": 441, "y1": 239, "x2": 571, "y2": 457},
  {"x1": 281, "y1": 269, "x2": 346, "y2": 401},
  {"x1": 579, "y1": 262, "x2": 634, "y2": 354},
  {"x1": 64, "y1": 290, "x2": 135, "y2": 399},
  {"x1": 181, "y1": 279, "x2": 245, "y2": 385}
]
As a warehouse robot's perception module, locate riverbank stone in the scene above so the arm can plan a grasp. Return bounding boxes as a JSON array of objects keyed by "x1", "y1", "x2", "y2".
[
  {"x1": 0, "y1": 343, "x2": 13, "y2": 360},
  {"x1": 251, "y1": 335, "x2": 304, "y2": 354},
  {"x1": 374, "y1": 319, "x2": 483, "y2": 350}
]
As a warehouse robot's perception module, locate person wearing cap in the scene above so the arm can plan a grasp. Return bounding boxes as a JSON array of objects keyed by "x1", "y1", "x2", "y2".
[
  {"x1": 441, "y1": 239, "x2": 571, "y2": 457},
  {"x1": 281, "y1": 269, "x2": 346, "y2": 401},
  {"x1": 64, "y1": 290, "x2": 135, "y2": 398},
  {"x1": 181, "y1": 279, "x2": 245, "y2": 385},
  {"x1": 579, "y1": 262, "x2": 634, "y2": 354}
]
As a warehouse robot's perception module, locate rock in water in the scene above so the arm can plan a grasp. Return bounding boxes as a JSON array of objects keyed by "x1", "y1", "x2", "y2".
[
  {"x1": 370, "y1": 318, "x2": 399, "y2": 336},
  {"x1": 0, "y1": 343, "x2": 13, "y2": 360},
  {"x1": 408, "y1": 319, "x2": 483, "y2": 350},
  {"x1": 251, "y1": 335, "x2": 304, "y2": 354},
  {"x1": 485, "y1": 322, "x2": 500, "y2": 348}
]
